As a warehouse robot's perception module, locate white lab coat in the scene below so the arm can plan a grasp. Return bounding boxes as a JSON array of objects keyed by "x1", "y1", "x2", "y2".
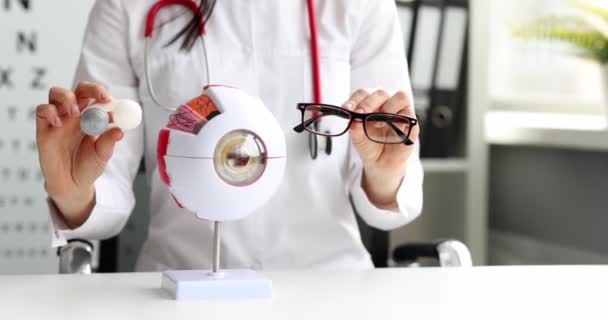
[{"x1": 50, "y1": 0, "x2": 423, "y2": 271}]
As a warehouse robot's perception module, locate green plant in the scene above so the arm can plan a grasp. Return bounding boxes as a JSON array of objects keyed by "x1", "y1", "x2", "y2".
[{"x1": 512, "y1": 1, "x2": 608, "y2": 64}]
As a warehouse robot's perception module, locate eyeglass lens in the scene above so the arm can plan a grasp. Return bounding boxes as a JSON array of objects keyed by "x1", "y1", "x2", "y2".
[
  {"x1": 302, "y1": 105, "x2": 351, "y2": 136},
  {"x1": 302, "y1": 105, "x2": 412, "y2": 144},
  {"x1": 364, "y1": 114, "x2": 412, "y2": 144}
]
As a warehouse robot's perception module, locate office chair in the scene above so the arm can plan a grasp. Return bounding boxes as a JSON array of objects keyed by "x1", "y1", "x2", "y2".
[
  {"x1": 58, "y1": 179, "x2": 473, "y2": 273},
  {"x1": 58, "y1": 194, "x2": 473, "y2": 274},
  {"x1": 57, "y1": 172, "x2": 473, "y2": 273},
  {"x1": 356, "y1": 212, "x2": 472, "y2": 268},
  {"x1": 58, "y1": 235, "x2": 472, "y2": 274}
]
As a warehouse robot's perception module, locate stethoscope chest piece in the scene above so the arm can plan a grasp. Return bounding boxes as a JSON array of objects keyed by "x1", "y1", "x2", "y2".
[
  {"x1": 308, "y1": 132, "x2": 318, "y2": 160},
  {"x1": 308, "y1": 131, "x2": 332, "y2": 160}
]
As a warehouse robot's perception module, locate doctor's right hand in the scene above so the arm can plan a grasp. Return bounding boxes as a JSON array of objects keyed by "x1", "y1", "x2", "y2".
[{"x1": 36, "y1": 82, "x2": 124, "y2": 229}]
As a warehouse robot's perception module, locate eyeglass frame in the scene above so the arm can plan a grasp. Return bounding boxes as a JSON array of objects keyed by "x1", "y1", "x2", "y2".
[{"x1": 293, "y1": 103, "x2": 418, "y2": 146}]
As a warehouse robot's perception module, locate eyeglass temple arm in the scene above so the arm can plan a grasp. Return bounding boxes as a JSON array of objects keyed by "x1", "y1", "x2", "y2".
[
  {"x1": 293, "y1": 114, "x2": 324, "y2": 133},
  {"x1": 386, "y1": 121, "x2": 414, "y2": 146}
]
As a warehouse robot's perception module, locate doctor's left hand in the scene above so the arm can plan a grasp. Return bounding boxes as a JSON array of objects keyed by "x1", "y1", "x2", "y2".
[{"x1": 343, "y1": 89, "x2": 419, "y2": 209}]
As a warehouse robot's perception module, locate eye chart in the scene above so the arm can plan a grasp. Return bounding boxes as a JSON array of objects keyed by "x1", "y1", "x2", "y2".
[{"x1": 0, "y1": 0, "x2": 95, "y2": 274}]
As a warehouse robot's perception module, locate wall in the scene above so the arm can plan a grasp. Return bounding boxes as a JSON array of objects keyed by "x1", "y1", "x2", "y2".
[
  {"x1": 488, "y1": 0, "x2": 604, "y2": 115},
  {"x1": 0, "y1": 0, "x2": 95, "y2": 274},
  {"x1": 489, "y1": 145, "x2": 608, "y2": 264}
]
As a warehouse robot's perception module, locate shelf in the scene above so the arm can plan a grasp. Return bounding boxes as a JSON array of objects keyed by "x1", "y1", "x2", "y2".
[
  {"x1": 422, "y1": 159, "x2": 469, "y2": 173},
  {"x1": 485, "y1": 111, "x2": 608, "y2": 152}
]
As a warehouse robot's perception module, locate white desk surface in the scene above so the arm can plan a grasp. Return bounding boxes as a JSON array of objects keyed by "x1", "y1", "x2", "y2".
[{"x1": 1, "y1": 266, "x2": 606, "y2": 319}]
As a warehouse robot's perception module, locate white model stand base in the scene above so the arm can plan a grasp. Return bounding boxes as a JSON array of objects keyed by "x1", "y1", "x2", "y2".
[{"x1": 161, "y1": 269, "x2": 272, "y2": 300}]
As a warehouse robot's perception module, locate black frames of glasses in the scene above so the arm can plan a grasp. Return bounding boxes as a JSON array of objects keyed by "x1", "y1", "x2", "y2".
[{"x1": 293, "y1": 103, "x2": 418, "y2": 146}]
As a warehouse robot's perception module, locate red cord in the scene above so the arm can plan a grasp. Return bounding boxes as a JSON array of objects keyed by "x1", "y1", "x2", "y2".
[
  {"x1": 146, "y1": 0, "x2": 204, "y2": 38},
  {"x1": 306, "y1": 0, "x2": 322, "y2": 105}
]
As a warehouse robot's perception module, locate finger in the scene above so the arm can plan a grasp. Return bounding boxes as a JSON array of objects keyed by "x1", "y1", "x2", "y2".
[
  {"x1": 49, "y1": 87, "x2": 79, "y2": 118},
  {"x1": 349, "y1": 89, "x2": 389, "y2": 145},
  {"x1": 380, "y1": 91, "x2": 412, "y2": 115},
  {"x1": 74, "y1": 82, "x2": 112, "y2": 110},
  {"x1": 354, "y1": 89, "x2": 391, "y2": 114},
  {"x1": 94, "y1": 128, "x2": 124, "y2": 164},
  {"x1": 36, "y1": 104, "x2": 62, "y2": 129},
  {"x1": 343, "y1": 88, "x2": 374, "y2": 111}
]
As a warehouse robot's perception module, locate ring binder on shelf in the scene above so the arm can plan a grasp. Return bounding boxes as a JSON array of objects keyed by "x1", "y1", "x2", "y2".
[{"x1": 396, "y1": 0, "x2": 470, "y2": 158}]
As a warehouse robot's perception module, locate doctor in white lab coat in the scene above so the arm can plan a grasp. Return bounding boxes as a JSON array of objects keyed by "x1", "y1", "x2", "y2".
[{"x1": 36, "y1": 0, "x2": 423, "y2": 271}]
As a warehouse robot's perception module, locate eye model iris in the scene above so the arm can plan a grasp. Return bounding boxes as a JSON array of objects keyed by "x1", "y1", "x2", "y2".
[{"x1": 214, "y1": 130, "x2": 267, "y2": 186}]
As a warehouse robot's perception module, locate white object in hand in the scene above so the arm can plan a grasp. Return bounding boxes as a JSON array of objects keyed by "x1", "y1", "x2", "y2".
[{"x1": 80, "y1": 99, "x2": 142, "y2": 136}]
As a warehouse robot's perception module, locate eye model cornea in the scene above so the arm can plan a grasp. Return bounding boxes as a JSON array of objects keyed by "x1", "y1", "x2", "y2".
[{"x1": 213, "y1": 130, "x2": 267, "y2": 187}]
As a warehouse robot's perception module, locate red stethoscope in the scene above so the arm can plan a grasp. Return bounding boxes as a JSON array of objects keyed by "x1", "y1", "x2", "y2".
[{"x1": 144, "y1": 0, "x2": 331, "y2": 159}]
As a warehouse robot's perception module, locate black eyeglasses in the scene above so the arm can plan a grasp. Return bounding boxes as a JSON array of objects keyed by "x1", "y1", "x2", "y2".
[{"x1": 293, "y1": 103, "x2": 418, "y2": 145}]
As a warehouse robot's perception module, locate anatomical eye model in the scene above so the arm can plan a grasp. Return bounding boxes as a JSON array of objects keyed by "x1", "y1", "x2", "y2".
[{"x1": 157, "y1": 85, "x2": 286, "y2": 300}]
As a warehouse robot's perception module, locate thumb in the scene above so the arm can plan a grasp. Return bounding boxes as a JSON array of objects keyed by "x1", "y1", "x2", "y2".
[
  {"x1": 350, "y1": 121, "x2": 381, "y2": 164},
  {"x1": 343, "y1": 101, "x2": 367, "y2": 147},
  {"x1": 94, "y1": 128, "x2": 124, "y2": 164},
  {"x1": 350, "y1": 122, "x2": 370, "y2": 148},
  {"x1": 350, "y1": 121, "x2": 368, "y2": 146}
]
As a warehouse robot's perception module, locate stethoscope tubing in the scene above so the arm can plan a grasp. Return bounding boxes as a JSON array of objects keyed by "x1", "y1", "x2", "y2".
[
  {"x1": 144, "y1": 0, "x2": 211, "y2": 112},
  {"x1": 144, "y1": 37, "x2": 211, "y2": 112},
  {"x1": 306, "y1": 0, "x2": 322, "y2": 105},
  {"x1": 304, "y1": 0, "x2": 331, "y2": 159}
]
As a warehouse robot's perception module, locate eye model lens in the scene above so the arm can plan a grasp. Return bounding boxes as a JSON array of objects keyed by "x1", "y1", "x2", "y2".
[{"x1": 214, "y1": 130, "x2": 267, "y2": 186}]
